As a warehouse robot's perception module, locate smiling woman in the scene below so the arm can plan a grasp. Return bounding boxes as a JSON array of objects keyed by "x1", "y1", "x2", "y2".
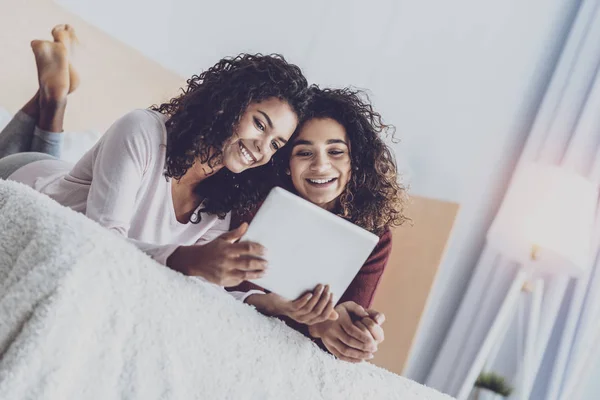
[
  {"x1": 288, "y1": 118, "x2": 352, "y2": 210},
  {"x1": 0, "y1": 25, "x2": 309, "y2": 290},
  {"x1": 231, "y1": 86, "x2": 408, "y2": 362},
  {"x1": 220, "y1": 99, "x2": 297, "y2": 173}
]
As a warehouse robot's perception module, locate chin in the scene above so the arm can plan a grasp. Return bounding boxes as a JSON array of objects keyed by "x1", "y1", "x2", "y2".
[
  {"x1": 305, "y1": 194, "x2": 335, "y2": 206},
  {"x1": 222, "y1": 157, "x2": 244, "y2": 174},
  {"x1": 227, "y1": 165, "x2": 245, "y2": 174}
]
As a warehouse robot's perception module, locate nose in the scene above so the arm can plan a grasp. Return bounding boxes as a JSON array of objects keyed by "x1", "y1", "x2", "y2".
[
  {"x1": 254, "y1": 137, "x2": 271, "y2": 156},
  {"x1": 310, "y1": 152, "x2": 331, "y2": 173},
  {"x1": 251, "y1": 138, "x2": 271, "y2": 164}
]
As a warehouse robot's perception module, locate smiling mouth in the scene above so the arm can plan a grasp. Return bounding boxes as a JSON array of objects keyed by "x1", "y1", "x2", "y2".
[
  {"x1": 239, "y1": 142, "x2": 257, "y2": 165},
  {"x1": 306, "y1": 177, "x2": 337, "y2": 186}
]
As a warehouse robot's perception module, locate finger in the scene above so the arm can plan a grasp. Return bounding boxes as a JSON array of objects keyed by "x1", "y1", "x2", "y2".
[
  {"x1": 361, "y1": 317, "x2": 385, "y2": 343},
  {"x1": 321, "y1": 296, "x2": 337, "y2": 321},
  {"x1": 334, "y1": 353, "x2": 362, "y2": 363},
  {"x1": 323, "y1": 340, "x2": 362, "y2": 363},
  {"x1": 298, "y1": 284, "x2": 325, "y2": 315},
  {"x1": 219, "y1": 223, "x2": 248, "y2": 243},
  {"x1": 335, "y1": 326, "x2": 377, "y2": 352},
  {"x1": 291, "y1": 292, "x2": 314, "y2": 311},
  {"x1": 328, "y1": 309, "x2": 339, "y2": 320},
  {"x1": 343, "y1": 301, "x2": 369, "y2": 319},
  {"x1": 354, "y1": 320, "x2": 379, "y2": 352},
  {"x1": 366, "y1": 309, "x2": 386, "y2": 325},
  {"x1": 330, "y1": 338, "x2": 373, "y2": 361},
  {"x1": 232, "y1": 256, "x2": 268, "y2": 272},
  {"x1": 340, "y1": 316, "x2": 373, "y2": 344},
  {"x1": 309, "y1": 286, "x2": 332, "y2": 317},
  {"x1": 305, "y1": 293, "x2": 335, "y2": 325},
  {"x1": 228, "y1": 241, "x2": 267, "y2": 258},
  {"x1": 240, "y1": 269, "x2": 267, "y2": 281}
]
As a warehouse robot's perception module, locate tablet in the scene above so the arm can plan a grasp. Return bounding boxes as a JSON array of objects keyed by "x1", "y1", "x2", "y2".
[{"x1": 241, "y1": 187, "x2": 380, "y2": 304}]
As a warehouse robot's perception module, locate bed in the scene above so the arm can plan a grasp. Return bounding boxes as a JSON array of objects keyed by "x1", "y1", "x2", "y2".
[{"x1": 0, "y1": 1, "x2": 458, "y2": 398}]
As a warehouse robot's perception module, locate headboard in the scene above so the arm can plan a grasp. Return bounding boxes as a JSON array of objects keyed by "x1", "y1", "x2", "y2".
[
  {"x1": 1, "y1": 0, "x2": 460, "y2": 378},
  {"x1": 370, "y1": 197, "x2": 459, "y2": 375}
]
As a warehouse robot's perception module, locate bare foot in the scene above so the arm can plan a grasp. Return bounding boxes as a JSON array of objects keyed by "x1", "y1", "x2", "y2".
[
  {"x1": 51, "y1": 24, "x2": 80, "y2": 93},
  {"x1": 30, "y1": 40, "x2": 70, "y2": 105}
]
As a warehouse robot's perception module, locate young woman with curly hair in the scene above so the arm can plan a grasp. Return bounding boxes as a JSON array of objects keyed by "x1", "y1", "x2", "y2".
[
  {"x1": 229, "y1": 86, "x2": 407, "y2": 362},
  {"x1": 0, "y1": 26, "x2": 309, "y2": 293}
]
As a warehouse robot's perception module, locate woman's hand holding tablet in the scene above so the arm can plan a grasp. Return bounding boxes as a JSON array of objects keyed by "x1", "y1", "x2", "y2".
[
  {"x1": 308, "y1": 301, "x2": 385, "y2": 363},
  {"x1": 168, "y1": 223, "x2": 268, "y2": 286},
  {"x1": 245, "y1": 284, "x2": 339, "y2": 325}
]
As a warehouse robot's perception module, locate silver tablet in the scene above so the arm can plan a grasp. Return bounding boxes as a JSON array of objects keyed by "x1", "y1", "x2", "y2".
[{"x1": 241, "y1": 187, "x2": 379, "y2": 303}]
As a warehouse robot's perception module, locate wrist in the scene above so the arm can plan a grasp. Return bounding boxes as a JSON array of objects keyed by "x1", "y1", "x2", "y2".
[
  {"x1": 246, "y1": 293, "x2": 278, "y2": 316},
  {"x1": 308, "y1": 322, "x2": 325, "y2": 339},
  {"x1": 166, "y1": 246, "x2": 191, "y2": 275}
]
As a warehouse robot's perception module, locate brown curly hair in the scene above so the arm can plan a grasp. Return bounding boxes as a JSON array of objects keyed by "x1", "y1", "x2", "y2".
[
  {"x1": 151, "y1": 53, "x2": 308, "y2": 220},
  {"x1": 273, "y1": 86, "x2": 407, "y2": 235}
]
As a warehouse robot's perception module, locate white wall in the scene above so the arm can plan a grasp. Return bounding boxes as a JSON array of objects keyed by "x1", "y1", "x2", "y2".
[{"x1": 54, "y1": 0, "x2": 579, "y2": 387}]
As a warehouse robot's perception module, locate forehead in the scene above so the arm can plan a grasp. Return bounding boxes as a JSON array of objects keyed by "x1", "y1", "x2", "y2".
[
  {"x1": 247, "y1": 98, "x2": 293, "y2": 118},
  {"x1": 295, "y1": 118, "x2": 348, "y2": 144}
]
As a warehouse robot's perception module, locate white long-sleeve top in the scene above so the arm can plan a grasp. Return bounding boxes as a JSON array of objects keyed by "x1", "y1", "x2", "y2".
[{"x1": 9, "y1": 109, "x2": 262, "y2": 302}]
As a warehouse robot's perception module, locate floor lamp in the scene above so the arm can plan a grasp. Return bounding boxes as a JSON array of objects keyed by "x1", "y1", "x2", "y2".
[{"x1": 456, "y1": 162, "x2": 598, "y2": 400}]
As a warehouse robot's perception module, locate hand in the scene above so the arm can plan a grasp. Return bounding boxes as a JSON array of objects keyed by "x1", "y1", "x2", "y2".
[
  {"x1": 246, "y1": 284, "x2": 339, "y2": 325},
  {"x1": 166, "y1": 223, "x2": 267, "y2": 287},
  {"x1": 357, "y1": 308, "x2": 385, "y2": 347},
  {"x1": 309, "y1": 302, "x2": 384, "y2": 363}
]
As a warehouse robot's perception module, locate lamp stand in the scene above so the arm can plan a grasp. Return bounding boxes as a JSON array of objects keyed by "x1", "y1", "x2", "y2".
[{"x1": 457, "y1": 268, "x2": 543, "y2": 400}]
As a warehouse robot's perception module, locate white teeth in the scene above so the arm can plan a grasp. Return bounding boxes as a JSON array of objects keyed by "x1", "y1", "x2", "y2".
[
  {"x1": 309, "y1": 178, "x2": 335, "y2": 184},
  {"x1": 240, "y1": 145, "x2": 254, "y2": 164}
]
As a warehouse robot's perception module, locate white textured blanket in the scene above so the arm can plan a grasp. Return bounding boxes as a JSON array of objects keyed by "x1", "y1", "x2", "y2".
[{"x1": 0, "y1": 180, "x2": 452, "y2": 400}]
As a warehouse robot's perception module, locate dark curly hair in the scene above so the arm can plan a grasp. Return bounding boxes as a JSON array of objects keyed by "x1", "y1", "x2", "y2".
[
  {"x1": 273, "y1": 86, "x2": 407, "y2": 236},
  {"x1": 151, "y1": 53, "x2": 308, "y2": 219}
]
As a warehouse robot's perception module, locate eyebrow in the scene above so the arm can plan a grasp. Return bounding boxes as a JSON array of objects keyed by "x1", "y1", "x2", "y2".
[
  {"x1": 292, "y1": 139, "x2": 348, "y2": 147},
  {"x1": 258, "y1": 110, "x2": 288, "y2": 144},
  {"x1": 258, "y1": 111, "x2": 273, "y2": 129}
]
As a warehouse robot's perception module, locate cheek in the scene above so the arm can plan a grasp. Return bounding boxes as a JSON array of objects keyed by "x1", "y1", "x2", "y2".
[
  {"x1": 288, "y1": 161, "x2": 305, "y2": 186},
  {"x1": 339, "y1": 162, "x2": 352, "y2": 187},
  {"x1": 222, "y1": 137, "x2": 237, "y2": 158},
  {"x1": 234, "y1": 119, "x2": 256, "y2": 140}
]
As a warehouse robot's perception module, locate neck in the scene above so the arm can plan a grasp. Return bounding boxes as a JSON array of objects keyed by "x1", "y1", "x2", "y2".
[
  {"x1": 170, "y1": 161, "x2": 224, "y2": 223},
  {"x1": 318, "y1": 198, "x2": 339, "y2": 212}
]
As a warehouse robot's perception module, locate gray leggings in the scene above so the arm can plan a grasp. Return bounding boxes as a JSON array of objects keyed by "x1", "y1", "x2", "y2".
[{"x1": 0, "y1": 111, "x2": 63, "y2": 179}]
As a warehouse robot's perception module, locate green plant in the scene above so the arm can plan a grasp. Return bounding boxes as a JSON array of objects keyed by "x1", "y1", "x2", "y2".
[{"x1": 475, "y1": 372, "x2": 514, "y2": 397}]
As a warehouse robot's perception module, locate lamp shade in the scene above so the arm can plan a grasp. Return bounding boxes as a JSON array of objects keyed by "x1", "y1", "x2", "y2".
[{"x1": 487, "y1": 162, "x2": 598, "y2": 276}]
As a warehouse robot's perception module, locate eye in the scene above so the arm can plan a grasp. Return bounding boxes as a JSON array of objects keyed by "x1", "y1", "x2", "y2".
[
  {"x1": 271, "y1": 140, "x2": 280, "y2": 151},
  {"x1": 329, "y1": 149, "x2": 345, "y2": 156},
  {"x1": 296, "y1": 150, "x2": 312, "y2": 157},
  {"x1": 254, "y1": 117, "x2": 265, "y2": 132}
]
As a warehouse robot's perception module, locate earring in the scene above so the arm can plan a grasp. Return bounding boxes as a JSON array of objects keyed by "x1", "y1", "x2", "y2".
[{"x1": 285, "y1": 169, "x2": 291, "y2": 176}]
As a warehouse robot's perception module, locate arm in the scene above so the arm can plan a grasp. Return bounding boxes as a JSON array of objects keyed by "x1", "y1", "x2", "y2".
[
  {"x1": 83, "y1": 110, "x2": 178, "y2": 263},
  {"x1": 337, "y1": 229, "x2": 392, "y2": 309},
  {"x1": 244, "y1": 285, "x2": 338, "y2": 324}
]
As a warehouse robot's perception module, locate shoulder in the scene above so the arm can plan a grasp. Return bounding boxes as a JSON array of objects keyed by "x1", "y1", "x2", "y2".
[
  {"x1": 100, "y1": 110, "x2": 168, "y2": 155},
  {"x1": 115, "y1": 109, "x2": 166, "y2": 139},
  {"x1": 377, "y1": 228, "x2": 392, "y2": 248},
  {"x1": 362, "y1": 228, "x2": 392, "y2": 270}
]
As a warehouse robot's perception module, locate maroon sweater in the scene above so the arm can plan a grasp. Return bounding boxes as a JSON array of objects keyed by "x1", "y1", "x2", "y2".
[{"x1": 227, "y1": 212, "x2": 393, "y2": 340}]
